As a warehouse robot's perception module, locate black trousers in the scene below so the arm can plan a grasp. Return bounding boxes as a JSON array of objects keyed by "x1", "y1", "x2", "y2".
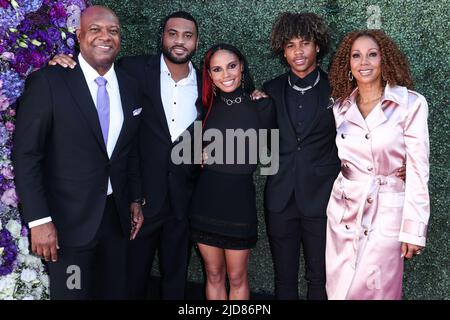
[
  {"x1": 47, "y1": 195, "x2": 128, "y2": 300},
  {"x1": 127, "y1": 195, "x2": 190, "y2": 300},
  {"x1": 266, "y1": 194, "x2": 327, "y2": 300}
]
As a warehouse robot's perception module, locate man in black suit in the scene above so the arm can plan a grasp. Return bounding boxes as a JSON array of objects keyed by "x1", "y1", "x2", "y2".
[
  {"x1": 262, "y1": 12, "x2": 340, "y2": 300},
  {"x1": 49, "y1": 11, "x2": 202, "y2": 300},
  {"x1": 118, "y1": 11, "x2": 203, "y2": 300},
  {"x1": 13, "y1": 6, "x2": 144, "y2": 299}
]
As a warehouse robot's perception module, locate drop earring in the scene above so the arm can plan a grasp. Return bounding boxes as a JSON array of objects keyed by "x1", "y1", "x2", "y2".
[{"x1": 348, "y1": 71, "x2": 354, "y2": 82}]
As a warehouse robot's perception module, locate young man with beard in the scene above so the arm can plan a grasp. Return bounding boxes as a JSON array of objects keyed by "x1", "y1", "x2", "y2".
[
  {"x1": 51, "y1": 10, "x2": 202, "y2": 299},
  {"x1": 119, "y1": 11, "x2": 203, "y2": 299}
]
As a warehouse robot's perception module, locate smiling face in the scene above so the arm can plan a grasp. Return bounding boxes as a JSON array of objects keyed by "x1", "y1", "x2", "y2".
[
  {"x1": 350, "y1": 36, "x2": 382, "y2": 86},
  {"x1": 162, "y1": 17, "x2": 198, "y2": 64},
  {"x1": 208, "y1": 49, "x2": 244, "y2": 93},
  {"x1": 76, "y1": 6, "x2": 120, "y2": 75},
  {"x1": 283, "y1": 37, "x2": 319, "y2": 78}
]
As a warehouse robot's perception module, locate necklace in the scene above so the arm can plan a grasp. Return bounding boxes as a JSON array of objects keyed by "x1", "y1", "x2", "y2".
[
  {"x1": 220, "y1": 95, "x2": 243, "y2": 106},
  {"x1": 288, "y1": 72, "x2": 321, "y2": 95}
]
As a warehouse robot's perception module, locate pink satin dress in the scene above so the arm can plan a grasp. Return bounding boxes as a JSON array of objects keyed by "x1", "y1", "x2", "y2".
[{"x1": 325, "y1": 84, "x2": 430, "y2": 300}]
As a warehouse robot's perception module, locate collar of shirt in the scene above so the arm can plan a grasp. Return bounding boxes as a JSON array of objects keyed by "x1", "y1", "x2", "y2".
[
  {"x1": 160, "y1": 53, "x2": 197, "y2": 86},
  {"x1": 289, "y1": 67, "x2": 319, "y2": 87},
  {"x1": 78, "y1": 53, "x2": 117, "y2": 86}
]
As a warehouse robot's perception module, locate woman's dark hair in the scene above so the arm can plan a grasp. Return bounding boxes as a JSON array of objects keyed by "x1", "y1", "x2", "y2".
[
  {"x1": 270, "y1": 12, "x2": 330, "y2": 64},
  {"x1": 201, "y1": 43, "x2": 255, "y2": 112}
]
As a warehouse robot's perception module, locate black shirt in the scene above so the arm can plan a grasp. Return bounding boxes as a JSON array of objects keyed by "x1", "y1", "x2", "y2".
[
  {"x1": 202, "y1": 88, "x2": 274, "y2": 175},
  {"x1": 285, "y1": 67, "x2": 321, "y2": 138}
]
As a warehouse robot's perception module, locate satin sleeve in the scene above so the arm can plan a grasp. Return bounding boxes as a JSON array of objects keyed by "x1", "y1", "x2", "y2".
[{"x1": 399, "y1": 93, "x2": 430, "y2": 246}]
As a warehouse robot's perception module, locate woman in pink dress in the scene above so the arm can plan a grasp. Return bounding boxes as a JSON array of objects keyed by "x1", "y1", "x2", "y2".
[{"x1": 325, "y1": 30, "x2": 430, "y2": 299}]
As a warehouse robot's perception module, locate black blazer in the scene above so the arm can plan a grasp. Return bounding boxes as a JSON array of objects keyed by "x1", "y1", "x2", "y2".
[
  {"x1": 262, "y1": 69, "x2": 340, "y2": 216},
  {"x1": 117, "y1": 55, "x2": 203, "y2": 228},
  {"x1": 13, "y1": 63, "x2": 142, "y2": 246}
]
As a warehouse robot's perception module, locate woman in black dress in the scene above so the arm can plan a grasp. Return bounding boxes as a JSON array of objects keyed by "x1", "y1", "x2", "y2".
[{"x1": 190, "y1": 44, "x2": 275, "y2": 300}]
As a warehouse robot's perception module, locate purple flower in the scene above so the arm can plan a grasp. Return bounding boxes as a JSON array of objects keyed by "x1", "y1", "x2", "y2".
[
  {"x1": 1, "y1": 166, "x2": 14, "y2": 180},
  {"x1": 0, "y1": 125, "x2": 9, "y2": 146},
  {"x1": 0, "y1": 0, "x2": 9, "y2": 9},
  {"x1": 0, "y1": 229, "x2": 18, "y2": 276},
  {"x1": 67, "y1": 37, "x2": 75, "y2": 49},
  {"x1": 0, "y1": 6, "x2": 25, "y2": 37},
  {"x1": 0, "y1": 70, "x2": 24, "y2": 104},
  {"x1": 1, "y1": 188, "x2": 18, "y2": 207},
  {"x1": 0, "y1": 52, "x2": 15, "y2": 61},
  {"x1": 49, "y1": 2, "x2": 68, "y2": 28},
  {"x1": 0, "y1": 94, "x2": 9, "y2": 111},
  {"x1": 21, "y1": 224, "x2": 28, "y2": 237},
  {"x1": 46, "y1": 26, "x2": 61, "y2": 42},
  {"x1": 5, "y1": 121, "x2": 14, "y2": 132}
]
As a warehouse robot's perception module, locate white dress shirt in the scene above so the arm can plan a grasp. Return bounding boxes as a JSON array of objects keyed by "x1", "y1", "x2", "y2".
[
  {"x1": 160, "y1": 54, "x2": 198, "y2": 142},
  {"x1": 28, "y1": 53, "x2": 123, "y2": 228}
]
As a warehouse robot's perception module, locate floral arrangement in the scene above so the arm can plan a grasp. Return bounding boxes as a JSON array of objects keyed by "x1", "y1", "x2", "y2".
[{"x1": 0, "y1": 0, "x2": 89, "y2": 300}]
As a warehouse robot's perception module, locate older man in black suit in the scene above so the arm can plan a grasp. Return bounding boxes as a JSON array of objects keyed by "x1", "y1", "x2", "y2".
[
  {"x1": 48, "y1": 10, "x2": 202, "y2": 300},
  {"x1": 13, "y1": 5, "x2": 144, "y2": 299}
]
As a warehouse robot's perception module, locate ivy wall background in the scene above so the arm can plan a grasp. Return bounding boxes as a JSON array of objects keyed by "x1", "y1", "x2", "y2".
[{"x1": 94, "y1": 0, "x2": 449, "y2": 299}]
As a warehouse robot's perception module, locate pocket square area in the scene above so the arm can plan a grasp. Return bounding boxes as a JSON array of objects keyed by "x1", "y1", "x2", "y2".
[{"x1": 132, "y1": 107, "x2": 142, "y2": 116}]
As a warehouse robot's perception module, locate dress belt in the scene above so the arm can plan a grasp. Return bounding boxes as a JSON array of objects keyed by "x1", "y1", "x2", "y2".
[{"x1": 341, "y1": 168, "x2": 404, "y2": 269}]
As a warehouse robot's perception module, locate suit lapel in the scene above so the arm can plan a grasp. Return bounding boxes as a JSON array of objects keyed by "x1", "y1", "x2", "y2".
[
  {"x1": 146, "y1": 57, "x2": 171, "y2": 138},
  {"x1": 111, "y1": 67, "x2": 134, "y2": 159},
  {"x1": 62, "y1": 64, "x2": 107, "y2": 155},
  {"x1": 194, "y1": 67, "x2": 204, "y2": 120},
  {"x1": 299, "y1": 70, "x2": 332, "y2": 140},
  {"x1": 365, "y1": 103, "x2": 388, "y2": 132},
  {"x1": 276, "y1": 74, "x2": 297, "y2": 140},
  {"x1": 345, "y1": 101, "x2": 368, "y2": 130}
]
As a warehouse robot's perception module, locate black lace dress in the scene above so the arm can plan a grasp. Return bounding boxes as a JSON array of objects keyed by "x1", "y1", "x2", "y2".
[{"x1": 189, "y1": 89, "x2": 275, "y2": 249}]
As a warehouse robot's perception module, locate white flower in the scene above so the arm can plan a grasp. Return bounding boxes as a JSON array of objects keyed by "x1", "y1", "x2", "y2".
[
  {"x1": 22, "y1": 295, "x2": 35, "y2": 300},
  {"x1": 20, "y1": 268, "x2": 37, "y2": 283},
  {"x1": 19, "y1": 253, "x2": 41, "y2": 266},
  {"x1": 0, "y1": 275, "x2": 16, "y2": 300},
  {"x1": 18, "y1": 237, "x2": 29, "y2": 255},
  {"x1": 39, "y1": 274, "x2": 49, "y2": 288},
  {"x1": 5, "y1": 219, "x2": 21, "y2": 238},
  {"x1": 33, "y1": 286, "x2": 44, "y2": 299}
]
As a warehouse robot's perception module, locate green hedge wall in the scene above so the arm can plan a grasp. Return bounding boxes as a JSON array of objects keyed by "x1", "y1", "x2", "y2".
[{"x1": 94, "y1": 0, "x2": 449, "y2": 299}]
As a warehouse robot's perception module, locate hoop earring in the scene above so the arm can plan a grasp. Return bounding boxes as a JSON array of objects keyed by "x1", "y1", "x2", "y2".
[
  {"x1": 348, "y1": 71, "x2": 354, "y2": 82},
  {"x1": 213, "y1": 84, "x2": 217, "y2": 96}
]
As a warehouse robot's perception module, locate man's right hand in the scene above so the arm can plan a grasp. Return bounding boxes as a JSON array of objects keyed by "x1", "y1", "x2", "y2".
[
  {"x1": 30, "y1": 222, "x2": 59, "y2": 262},
  {"x1": 48, "y1": 53, "x2": 77, "y2": 69}
]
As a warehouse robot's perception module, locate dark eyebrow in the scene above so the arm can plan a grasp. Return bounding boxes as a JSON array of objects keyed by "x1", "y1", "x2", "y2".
[{"x1": 227, "y1": 60, "x2": 239, "y2": 66}]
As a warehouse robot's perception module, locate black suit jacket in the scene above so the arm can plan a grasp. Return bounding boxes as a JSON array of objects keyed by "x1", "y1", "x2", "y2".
[
  {"x1": 263, "y1": 69, "x2": 340, "y2": 216},
  {"x1": 117, "y1": 55, "x2": 203, "y2": 228},
  {"x1": 13, "y1": 63, "x2": 142, "y2": 246}
]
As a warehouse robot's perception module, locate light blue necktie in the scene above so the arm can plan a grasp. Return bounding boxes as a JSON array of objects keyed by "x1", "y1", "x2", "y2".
[{"x1": 94, "y1": 76, "x2": 110, "y2": 145}]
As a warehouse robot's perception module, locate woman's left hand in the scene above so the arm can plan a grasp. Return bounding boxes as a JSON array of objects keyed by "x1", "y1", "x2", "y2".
[{"x1": 401, "y1": 242, "x2": 424, "y2": 259}]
